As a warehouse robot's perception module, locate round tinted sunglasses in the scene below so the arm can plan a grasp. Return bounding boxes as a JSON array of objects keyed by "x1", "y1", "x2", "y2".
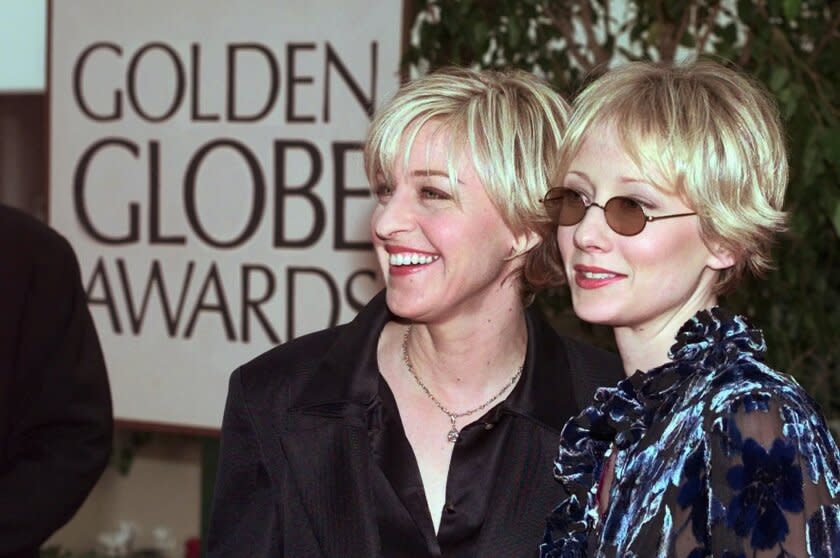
[{"x1": 541, "y1": 187, "x2": 697, "y2": 236}]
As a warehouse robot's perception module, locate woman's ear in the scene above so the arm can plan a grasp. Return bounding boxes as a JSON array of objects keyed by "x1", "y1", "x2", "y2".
[
  {"x1": 509, "y1": 230, "x2": 541, "y2": 259},
  {"x1": 706, "y1": 241, "x2": 736, "y2": 271}
]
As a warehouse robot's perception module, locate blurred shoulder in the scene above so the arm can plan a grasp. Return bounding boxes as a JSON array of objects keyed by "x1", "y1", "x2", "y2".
[
  {"x1": 561, "y1": 334, "x2": 621, "y2": 366},
  {"x1": 528, "y1": 303, "x2": 621, "y2": 372},
  {"x1": 0, "y1": 204, "x2": 76, "y2": 268},
  {"x1": 233, "y1": 324, "x2": 347, "y2": 394},
  {"x1": 229, "y1": 290, "x2": 389, "y2": 407}
]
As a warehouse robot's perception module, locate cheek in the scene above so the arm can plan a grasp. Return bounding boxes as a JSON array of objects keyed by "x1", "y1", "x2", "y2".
[
  {"x1": 621, "y1": 229, "x2": 707, "y2": 272},
  {"x1": 619, "y1": 236, "x2": 658, "y2": 263},
  {"x1": 434, "y1": 211, "x2": 483, "y2": 241},
  {"x1": 555, "y1": 227, "x2": 574, "y2": 260},
  {"x1": 369, "y1": 205, "x2": 383, "y2": 234},
  {"x1": 475, "y1": 214, "x2": 518, "y2": 256},
  {"x1": 618, "y1": 237, "x2": 671, "y2": 272}
]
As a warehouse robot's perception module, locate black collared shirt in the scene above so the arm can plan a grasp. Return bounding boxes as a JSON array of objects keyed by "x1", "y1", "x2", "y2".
[
  {"x1": 366, "y1": 318, "x2": 585, "y2": 558},
  {"x1": 208, "y1": 290, "x2": 622, "y2": 558}
]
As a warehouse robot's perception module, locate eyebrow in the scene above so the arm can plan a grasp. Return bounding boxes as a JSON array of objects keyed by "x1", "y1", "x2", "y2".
[
  {"x1": 566, "y1": 170, "x2": 592, "y2": 183},
  {"x1": 410, "y1": 169, "x2": 464, "y2": 184},
  {"x1": 619, "y1": 176, "x2": 652, "y2": 186},
  {"x1": 568, "y1": 171, "x2": 654, "y2": 189}
]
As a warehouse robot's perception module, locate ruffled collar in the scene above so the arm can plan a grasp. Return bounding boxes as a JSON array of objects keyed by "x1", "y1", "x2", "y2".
[{"x1": 541, "y1": 307, "x2": 766, "y2": 557}]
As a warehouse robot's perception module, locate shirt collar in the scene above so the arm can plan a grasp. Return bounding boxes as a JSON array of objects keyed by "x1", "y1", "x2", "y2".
[{"x1": 291, "y1": 290, "x2": 579, "y2": 434}]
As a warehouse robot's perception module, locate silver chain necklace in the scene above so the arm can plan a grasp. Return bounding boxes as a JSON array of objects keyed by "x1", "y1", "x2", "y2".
[{"x1": 401, "y1": 325, "x2": 523, "y2": 443}]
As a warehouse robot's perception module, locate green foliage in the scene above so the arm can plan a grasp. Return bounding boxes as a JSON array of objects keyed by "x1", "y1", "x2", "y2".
[{"x1": 406, "y1": 1, "x2": 840, "y2": 418}]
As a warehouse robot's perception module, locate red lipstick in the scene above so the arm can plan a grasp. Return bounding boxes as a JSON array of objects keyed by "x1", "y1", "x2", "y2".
[{"x1": 572, "y1": 264, "x2": 626, "y2": 289}]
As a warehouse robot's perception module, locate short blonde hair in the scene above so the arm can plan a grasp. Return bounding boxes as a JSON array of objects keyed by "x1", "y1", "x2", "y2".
[
  {"x1": 364, "y1": 67, "x2": 570, "y2": 299},
  {"x1": 554, "y1": 59, "x2": 788, "y2": 293}
]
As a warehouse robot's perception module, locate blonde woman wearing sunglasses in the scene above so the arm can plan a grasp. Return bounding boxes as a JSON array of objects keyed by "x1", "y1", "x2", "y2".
[{"x1": 540, "y1": 60, "x2": 840, "y2": 557}]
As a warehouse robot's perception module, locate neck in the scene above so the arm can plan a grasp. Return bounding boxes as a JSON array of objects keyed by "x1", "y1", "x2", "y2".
[
  {"x1": 614, "y1": 290, "x2": 718, "y2": 377},
  {"x1": 405, "y1": 298, "x2": 528, "y2": 406}
]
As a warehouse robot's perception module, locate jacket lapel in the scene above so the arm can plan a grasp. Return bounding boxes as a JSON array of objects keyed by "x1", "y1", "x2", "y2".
[
  {"x1": 278, "y1": 292, "x2": 390, "y2": 558},
  {"x1": 471, "y1": 418, "x2": 569, "y2": 557},
  {"x1": 472, "y1": 307, "x2": 616, "y2": 556},
  {"x1": 279, "y1": 404, "x2": 379, "y2": 558}
]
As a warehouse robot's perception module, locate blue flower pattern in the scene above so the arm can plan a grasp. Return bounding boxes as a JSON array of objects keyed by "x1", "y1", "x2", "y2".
[
  {"x1": 726, "y1": 438, "x2": 804, "y2": 550},
  {"x1": 541, "y1": 308, "x2": 840, "y2": 557}
]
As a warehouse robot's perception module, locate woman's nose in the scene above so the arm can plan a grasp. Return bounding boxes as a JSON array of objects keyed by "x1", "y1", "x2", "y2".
[
  {"x1": 372, "y1": 187, "x2": 416, "y2": 240},
  {"x1": 572, "y1": 203, "x2": 612, "y2": 252}
]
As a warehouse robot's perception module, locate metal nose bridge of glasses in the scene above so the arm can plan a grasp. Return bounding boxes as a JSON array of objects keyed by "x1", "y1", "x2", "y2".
[{"x1": 540, "y1": 188, "x2": 697, "y2": 236}]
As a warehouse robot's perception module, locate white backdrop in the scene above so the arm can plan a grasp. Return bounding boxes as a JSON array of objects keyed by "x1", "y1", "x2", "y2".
[{"x1": 49, "y1": 0, "x2": 400, "y2": 429}]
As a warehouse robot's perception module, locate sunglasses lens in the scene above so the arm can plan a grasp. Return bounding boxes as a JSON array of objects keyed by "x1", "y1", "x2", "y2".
[
  {"x1": 605, "y1": 197, "x2": 646, "y2": 235},
  {"x1": 545, "y1": 188, "x2": 586, "y2": 225}
]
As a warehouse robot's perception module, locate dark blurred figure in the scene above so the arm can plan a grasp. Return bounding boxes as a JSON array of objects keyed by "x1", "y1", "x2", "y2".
[{"x1": 0, "y1": 204, "x2": 113, "y2": 558}]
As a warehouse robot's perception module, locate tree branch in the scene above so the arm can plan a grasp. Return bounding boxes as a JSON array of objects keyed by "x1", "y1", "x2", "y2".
[
  {"x1": 547, "y1": 5, "x2": 594, "y2": 71},
  {"x1": 670, "y1": 3, "x2": 693, "y2": 60},
  {"x1": 809, "y1": 8, "x2": 840, "y2": 64},
  {"x1": 579, "y1": 0, "x2": 609, "y2": 65},
  {"x1": 737, "y1": 30, "x2": 752, "y2": 66},
  {"x1": 770, "y1": 26, "x2": 837, "y2": 121},
  {"x1": 604, "y1": 0, "x2": 612, "y2": 48},
  {"x1": 696, "y1": 3, "x2": 722, "y2": 54}
]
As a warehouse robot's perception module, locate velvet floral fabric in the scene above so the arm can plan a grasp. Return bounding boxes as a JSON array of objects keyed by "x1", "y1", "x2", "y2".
[{"x1": 541, "y1": 308, "x2": 840, "y2": 558}]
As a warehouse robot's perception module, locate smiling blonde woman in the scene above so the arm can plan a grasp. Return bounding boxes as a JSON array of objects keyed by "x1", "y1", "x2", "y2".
[{"x1": 208, "y1": 67, "x2": 623, "y2": 558}]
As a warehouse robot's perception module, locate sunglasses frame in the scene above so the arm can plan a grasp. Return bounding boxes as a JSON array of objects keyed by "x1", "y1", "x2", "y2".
[{"x1": 541, "y1": 187, "x2": 697, "y2": 236}]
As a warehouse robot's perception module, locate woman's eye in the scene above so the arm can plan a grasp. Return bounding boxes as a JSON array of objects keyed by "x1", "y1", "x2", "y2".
[
  {"x1": 566, "y1": 190, "x2": 590, "y2": 206},
  {"x1": 562, "y1": 185, "x2": 589, "y2": 202},
  {"x1": 615, "y1": 197, "x2": 642, "y2": 209},
  {"x1": 613, "y1": 195, "x2": 653, "y2": 210},
  {"x1": 631, "y1": 197, "x2": 655, "y2": 210},
  {"x1": 374, "y1": 184, "x2": 393, "y2": 201},
  {"x1": 421, "y1": 187, "x2": 449, "y2": 200}
]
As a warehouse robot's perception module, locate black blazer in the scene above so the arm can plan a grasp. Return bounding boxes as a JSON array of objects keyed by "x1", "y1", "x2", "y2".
[
  {"x1": 0, "y1": 205, "x2": 113, "y2": 558},
  {"x1": 207, "y1": 291, "x2": 621, "y2": 557}
]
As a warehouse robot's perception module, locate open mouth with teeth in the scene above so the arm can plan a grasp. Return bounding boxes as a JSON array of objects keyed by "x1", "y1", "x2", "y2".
[
  {"x1": 580, "y1": 271, "x2": 616, "y2": 279},
  {"x1": 389, "y1": 253, "x2": 440, "y2": 266},
  {"x1": 572, "y1": 265, "x2": 626, "y2": 288}
]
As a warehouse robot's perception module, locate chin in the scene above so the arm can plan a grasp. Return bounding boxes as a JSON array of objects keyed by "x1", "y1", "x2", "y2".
[
  {"x1": 384, "y1": 288, "x2": 410, "y2": 315},
  {"x1": 385, "y1": 289, "x2": 429, "y2": 321},
  {"x1": 570, "y1": 297, "x2": 622, "y2": 327}
]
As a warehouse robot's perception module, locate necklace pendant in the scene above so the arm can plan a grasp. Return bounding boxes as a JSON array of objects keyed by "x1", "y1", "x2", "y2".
[
  {"x1": 446, "y1": 415, "x2": 459, "y2": 443},
  {"x1": 447, "y1": 426, "x2": 459, "y2": 443}
]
